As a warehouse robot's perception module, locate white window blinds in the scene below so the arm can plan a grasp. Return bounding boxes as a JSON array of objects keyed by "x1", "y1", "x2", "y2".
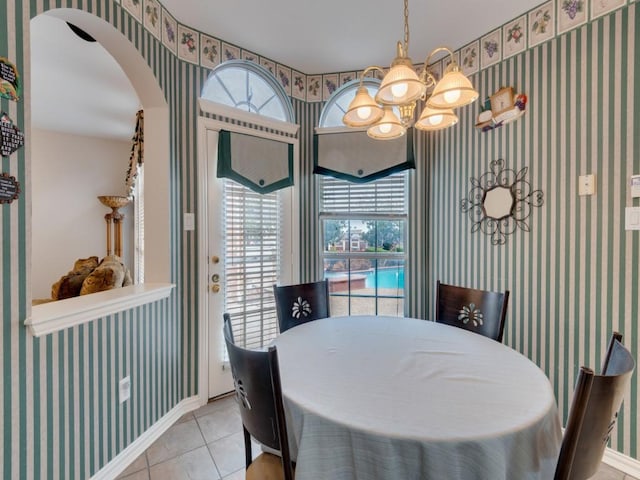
[
  {"x1": 223, "y1": 179, "x2": 281, "y2": 349},
  {"x1": 320, "y1": 173, "x2": 407, "y2": 215}
]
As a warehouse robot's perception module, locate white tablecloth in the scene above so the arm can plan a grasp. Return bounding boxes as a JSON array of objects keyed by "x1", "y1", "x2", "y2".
[{"x1": 273, "y1": 315, "x2": 562, "y2": 480}]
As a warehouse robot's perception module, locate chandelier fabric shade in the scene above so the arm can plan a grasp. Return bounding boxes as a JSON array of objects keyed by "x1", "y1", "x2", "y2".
[
  {"x1": 415, "y1": 105, "x2": 458, "y2": 131},
  {"x1": 375, "y1": 52, "x2": 426, "y2": 105},
  {"x1": 343, "y1": 85, "x2": 385, "y2": 127},
  {"x1": 427, "y1": 68, "x2": 479, "y2": 109},
  {"x1": 367, "y1": 106, "x2": 406, "y2": 140},
  {"x1": 342, "y1": 0, "x2": 478, "y2": 140}
]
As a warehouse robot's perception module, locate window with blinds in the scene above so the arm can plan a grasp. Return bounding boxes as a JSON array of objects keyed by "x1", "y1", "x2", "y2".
[
  {"x1": 223, "y1": 179, "x2": 282, "y2": 350},
  {"x1": 320, "y1": 173, "x2": 407, "y2": 317},
  {"x1": 320, "y1": 174, "x2": 407, "y2": 214},
  {"x1": 133, "y1": 165, "x2": 144, "y2": 284}
]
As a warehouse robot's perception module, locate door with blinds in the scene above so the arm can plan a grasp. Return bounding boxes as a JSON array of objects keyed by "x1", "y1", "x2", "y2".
[{"x1": 206, "y1": 128, "x2": 296, "y2": 398}]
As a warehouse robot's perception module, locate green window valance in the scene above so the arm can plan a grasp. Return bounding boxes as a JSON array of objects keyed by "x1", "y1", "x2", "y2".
[
  {"x1": 313, "y1": 128, "x2": 415, "y2": 183},
  {"x1": 217, "y1": 130, "x2": 294, "y2": 194}
]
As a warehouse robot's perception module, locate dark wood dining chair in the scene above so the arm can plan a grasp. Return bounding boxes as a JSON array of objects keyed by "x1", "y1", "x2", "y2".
[
  {"x1": 435, "y1": 280, "x2": 510, "y2": 342},
  {"x1": 223, "y1": 315, "x2": 294, "y2": 480},
  {"x1": 273, "y1": 280, "x2": 330, "y2": 333},
  {"x1": 554, "y1": 333, "x2": 635, "y2": 480}
]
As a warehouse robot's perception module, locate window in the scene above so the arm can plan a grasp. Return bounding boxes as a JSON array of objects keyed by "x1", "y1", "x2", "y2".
[
  {"x1": 318, "y1": 80, "x2": 408, "y2": 317},
  {"x1": 320, "y1": 174, "x2": 407, "y2": 316},
  {"x1": 201, "y1": 60, "x2": 294, "y2": 122}
]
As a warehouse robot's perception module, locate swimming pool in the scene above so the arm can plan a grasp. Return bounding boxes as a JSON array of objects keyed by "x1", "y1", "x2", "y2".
[
  {"x1": 326, "y1": 267, "x2": 405, "y2": 289},
  {"x1": 366, "y1": 267, "x2": 404, "y2": 289}
]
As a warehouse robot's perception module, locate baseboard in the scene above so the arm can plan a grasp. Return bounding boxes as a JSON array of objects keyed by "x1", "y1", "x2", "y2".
[
  {"x1": 603, "y1": 447, "x2": 640, "y2": 477},
  {"x1": 90, "y1": 395, "x2": 204, "y2": 480}
]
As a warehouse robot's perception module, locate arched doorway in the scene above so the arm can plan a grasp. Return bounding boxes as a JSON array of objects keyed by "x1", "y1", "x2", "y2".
[{"x1": 29, "y1": 8, "x2": 170, "y2": 310}]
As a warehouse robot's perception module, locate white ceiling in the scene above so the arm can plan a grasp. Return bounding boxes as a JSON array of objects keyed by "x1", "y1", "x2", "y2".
[
  {"x1": 30, "y1": 14, "x2": 139, "y2": 141},
  {"x1": 160, "y1": 0, "x2": 542, "y2": 74},
  {"x1": 30, "y1": 0, "x2": 543, "y2": 140}
]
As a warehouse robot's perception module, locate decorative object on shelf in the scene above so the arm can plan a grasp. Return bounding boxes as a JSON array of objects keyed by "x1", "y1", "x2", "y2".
[
  {"x1": 125, "y1": 109, "x2": 144, "y2": 196},
  {"x1": 0, "y1": 58, "x2": 21, "y2": 101},
  {"x1": 460, "y1": 159, "x2": 544, "y2": 245},
  {"x1": 0, "y1": 112, "x2": 25, "y2": 157},
  {"x1": 98, "y1": 195, "x2": 131, "y2": 258},
  {"x1": 342, "y1": 0, "x2": 478, "y2": 140},
  {"x1": 48, "y1": 255, "x2": 133, "y2": 301},
  {"x1": 0, "y1": 172, "x2": 20, "y2": 204},
  {"x1": 475, "y1": 87, "x2": 527, "y2": 132}
]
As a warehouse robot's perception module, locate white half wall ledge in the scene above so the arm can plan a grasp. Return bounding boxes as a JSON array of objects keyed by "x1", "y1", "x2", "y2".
[{"x1": 25, "y1": 283, "x2": 175, "y2": 337}]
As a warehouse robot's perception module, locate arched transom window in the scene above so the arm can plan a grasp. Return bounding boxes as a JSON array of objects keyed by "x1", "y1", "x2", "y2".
[{"x1": 201, "y1": 59, "x2": 294, "y2": 123}]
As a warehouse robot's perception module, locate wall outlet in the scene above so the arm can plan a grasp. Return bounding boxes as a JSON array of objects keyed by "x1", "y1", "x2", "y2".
[
  {"x1": 119, "y1": 376, "x2": 131, "y2": 404},
  {"x1": 578, "y1": 174, "x2": 595, "y2": 196}
]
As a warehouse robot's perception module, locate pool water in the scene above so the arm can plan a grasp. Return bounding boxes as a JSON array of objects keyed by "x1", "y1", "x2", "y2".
[
  {"x1": 326, "y1": 267, "x2": 405, "y2": 289},
  {"x1": 365, "y1": 267, "x2": 404, "y2": 289}
]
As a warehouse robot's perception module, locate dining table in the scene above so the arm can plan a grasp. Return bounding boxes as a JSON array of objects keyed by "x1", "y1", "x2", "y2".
[{"x1": 272, "y1": 315, "x2": 562, "y2": 480}]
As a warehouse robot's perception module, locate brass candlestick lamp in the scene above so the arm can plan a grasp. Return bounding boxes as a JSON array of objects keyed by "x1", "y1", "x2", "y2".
[{"x1": 98, "y1": 195, "x2": 130, "y2": 258}]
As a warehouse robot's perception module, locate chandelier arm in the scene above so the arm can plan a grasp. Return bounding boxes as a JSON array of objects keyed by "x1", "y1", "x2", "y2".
[
  {"x1": 418, "y1": 46, "x2": 457, "y2": 91},
  {"x1": 357, "y1": 66, "x2": 387, "y2": 88},
  {"x1": 423, "y1": 46, "x2": 455, "y2": 68}
]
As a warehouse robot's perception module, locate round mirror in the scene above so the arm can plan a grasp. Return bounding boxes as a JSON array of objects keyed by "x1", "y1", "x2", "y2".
[{"x1": 482, "y1": 186, "x2": 513, "y2": 220}]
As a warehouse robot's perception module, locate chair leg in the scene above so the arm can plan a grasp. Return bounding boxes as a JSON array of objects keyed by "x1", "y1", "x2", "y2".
[{"x1": 243, "y1": 426, "x2": 252, "y2": 469}]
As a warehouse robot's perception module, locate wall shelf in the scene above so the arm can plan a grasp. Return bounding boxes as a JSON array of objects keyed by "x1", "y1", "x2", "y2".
[{"x1": 25, "y1": 283, "x2": 175, "y2": 337}]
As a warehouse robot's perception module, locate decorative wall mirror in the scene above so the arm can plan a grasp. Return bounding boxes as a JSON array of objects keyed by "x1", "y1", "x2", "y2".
[{"x1": 461, "y1": 159, "x2": 544, "y2": 245}]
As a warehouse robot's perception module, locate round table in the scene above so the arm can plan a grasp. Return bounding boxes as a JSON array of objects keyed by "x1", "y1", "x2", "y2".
[{"x1": 273, "y1": 315, "x2": 562, "y2": 480}]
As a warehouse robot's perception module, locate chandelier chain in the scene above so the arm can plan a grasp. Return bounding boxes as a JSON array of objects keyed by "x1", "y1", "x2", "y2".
[{"x1": 403, "y1": 0, "x2": 409, "y2": 52}]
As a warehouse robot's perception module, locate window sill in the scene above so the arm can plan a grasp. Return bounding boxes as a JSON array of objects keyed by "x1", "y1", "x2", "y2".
[{"x1": 25, "y1": 283, "x2": 175, "y2": 337}]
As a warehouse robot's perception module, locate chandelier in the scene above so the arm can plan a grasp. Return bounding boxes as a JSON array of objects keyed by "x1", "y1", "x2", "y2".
[{"x1": 342, "y1": 0, "x2": 479, "y2": 140}]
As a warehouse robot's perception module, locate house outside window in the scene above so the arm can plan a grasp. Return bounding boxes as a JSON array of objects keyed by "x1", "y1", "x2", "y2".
[{"x1": 319, "y1": 174, "x2": 407, "y2": 316}]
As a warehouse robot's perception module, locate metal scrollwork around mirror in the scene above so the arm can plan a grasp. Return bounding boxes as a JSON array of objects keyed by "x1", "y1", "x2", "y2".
[{"x1": 461, "y1": 159, "x2": 544, "y2": 245}]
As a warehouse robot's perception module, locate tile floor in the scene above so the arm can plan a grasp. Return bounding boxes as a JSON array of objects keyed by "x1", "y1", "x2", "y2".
[{"x1": 117, "y1": 394, "x2": 637, "y2": 480}]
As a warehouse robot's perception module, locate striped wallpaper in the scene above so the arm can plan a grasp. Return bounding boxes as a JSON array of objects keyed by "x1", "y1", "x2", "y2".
[
  {"x1": 2, "y1": 0, "x2": 640, "y2": 479},
  {"x1": 0, "y1": 1, "x2": 199, "y2": 478},
  {"x1": 422, "y1": 4, "x2": 640, "y2": 456}
]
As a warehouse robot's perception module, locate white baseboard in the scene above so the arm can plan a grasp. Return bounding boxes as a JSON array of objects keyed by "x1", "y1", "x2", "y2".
[
  {"x1": 91, "y1": 395, "x2": 204, "y2": 480},
  {"x1": 603, "y1": 447, "x2": 640, "y2": 477}
]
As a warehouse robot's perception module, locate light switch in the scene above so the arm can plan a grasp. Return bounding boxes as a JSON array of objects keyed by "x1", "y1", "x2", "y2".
[
  {"x1": 625, "y1": 207, "x2": 640, "y2": 230},
  {"x1": 631, "y1": 175, "x2": 640, "y2": 198},
  {"x1": 578, "y1": 174, "x2": 595, "y2": 196},
  {"x1": 184, "y1": 212, "x2": 195, "y2": 231}
]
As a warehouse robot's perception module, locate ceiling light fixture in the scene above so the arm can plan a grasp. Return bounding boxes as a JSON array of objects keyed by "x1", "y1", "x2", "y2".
[{"x1": 343, "y1": 0, "x2": 479, "y2": 140}]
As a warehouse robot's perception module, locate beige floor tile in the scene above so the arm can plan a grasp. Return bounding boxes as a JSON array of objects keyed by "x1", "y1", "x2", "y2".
[
  {"x1": 221, "y1": 469, "x2": 245, "y2": 480},
  {"x1": 193, "y1": 394, "x2": 237, "y2": 418},
  {"x1": 196, "y1": 404, "x2": 243, "y2": 444},
  {"x1": 175, "y1": 411, "x2": 196, "y2": 425},
  {"x1": 118, "y1": 469, "x2": 150, "y2": 480},
  {"x1": 117, "y1": 454, "x2": 148, "y2": 478},
  {"x1": 149, "y1": 446, "x2": 220, "y2": 480},
  {"x1": 207, "y1": 431, "x2": 252, "y2": 478},
  {"x1": 591, "y1": 463, "x2": 626, "y2": 480},
  {"x1": 146, "y1": 419, "x2": 206, "y2": 466}
]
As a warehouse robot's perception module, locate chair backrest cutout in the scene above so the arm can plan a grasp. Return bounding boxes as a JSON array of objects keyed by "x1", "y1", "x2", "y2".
[
  {"x1": 435, "y1": 280, "x2": 510, "y2": 342},
  {"x1": 274, "y1": 279, "x2": 330, "y2": 333}
]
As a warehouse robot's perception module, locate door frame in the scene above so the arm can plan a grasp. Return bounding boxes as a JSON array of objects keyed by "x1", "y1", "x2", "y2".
[{"x1": 197, "y1": 105, "x2": 300, "y2": 404}]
